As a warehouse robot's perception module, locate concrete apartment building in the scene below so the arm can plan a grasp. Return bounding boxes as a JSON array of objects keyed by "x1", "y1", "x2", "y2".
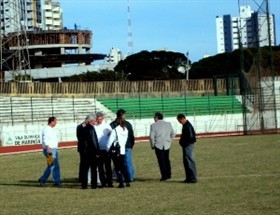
[
  {"x1": 216, "y1": 5, "x2": 276, "y2": 53},
  {"x1": 0, "y1": 0, "x2": 62, "y2": 33},
  {"x1": 1, "y1": 0, "x2": 36, "y2": 33},
  {"x1": 42, "y1": 0, "x2": 63, "y2": 30}
]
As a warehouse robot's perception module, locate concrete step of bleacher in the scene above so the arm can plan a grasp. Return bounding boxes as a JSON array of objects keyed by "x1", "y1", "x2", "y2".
[{"x1": 0, "y1": 96, "x2": 112, "y2": 125}]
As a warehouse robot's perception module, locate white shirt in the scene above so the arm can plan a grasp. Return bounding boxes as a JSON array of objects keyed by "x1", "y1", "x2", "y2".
[
  {"x1": 94, "y1": 122, "x2": 112, "y2": 150},
  {"x1": 42, "y1": 125, "x2": 59, "y2": 149},
  {"x1": 107, "y1": 125, "x2": 128, "y2": 155}
]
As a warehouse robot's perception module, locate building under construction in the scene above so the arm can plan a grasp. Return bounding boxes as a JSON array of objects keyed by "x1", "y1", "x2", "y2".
[
  {"x1": 1, "y1": 29, "x2": 106, "y2": 81},
  {"x1": 0, "y1": 0, "x2": 106, "y2": 82},
  {"x1": 3, "y1": 30, "x2": 105, "y2": 69}
]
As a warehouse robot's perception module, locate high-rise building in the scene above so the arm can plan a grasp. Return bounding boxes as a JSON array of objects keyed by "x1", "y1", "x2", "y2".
[
  {"x1": 0, "y1": 0, "x2": 62, "y2": 35},
  {"x1": 1, "y1": 0, "x2": 34, "y2": 34},
  {"x1": 42, "y1": 0, "x2": 63, "y2": 30},
  {"x1": 216, "y1": 5, "x2": 276, "y2": 53}
]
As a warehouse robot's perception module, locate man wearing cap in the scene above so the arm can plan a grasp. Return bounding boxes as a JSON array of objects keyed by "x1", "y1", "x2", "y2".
[
  {"x1": 110, "y1": 109, "x2": 135, "y2": 182},
  {"x1": 149, "y1": 112, "x2": 176, "y2": 181}
]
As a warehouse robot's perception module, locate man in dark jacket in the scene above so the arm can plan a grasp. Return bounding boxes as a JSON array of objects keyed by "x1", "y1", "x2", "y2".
[
  {"x1": 80, "y1": 115, "x2": 100, "y2": 189},
  {"x1": 110, "y1": 109, "x2": 135, "y2": 182},
  {"x1": 177, "y1": 113, "x2": 197, "y2": 183},
  {"x1": 76, "y1": 115, "x2": 90, "y2": 182}
]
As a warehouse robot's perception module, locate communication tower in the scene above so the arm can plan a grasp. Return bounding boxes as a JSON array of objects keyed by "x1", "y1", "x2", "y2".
[
  {"x1": 0, "y1": 0, "x2": 31, "y2": 82},
  {"x1": 127, "y1": 0, "x2": 134, "y2": 55}
]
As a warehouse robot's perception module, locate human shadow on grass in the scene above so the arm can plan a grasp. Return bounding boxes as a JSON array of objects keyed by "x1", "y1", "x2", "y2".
[
  {"x1": 134, "y1": 177, "x2": 189, "y2": 184},
  {"x1": 133, "y1": 177, "x2": 160, "y2": 182},
  {"x1": 6, "y1": 178, "x2": 81, "y2": 188},
  {"x1": 0, "y1": 177, "x2": 187, "y2": 188}
]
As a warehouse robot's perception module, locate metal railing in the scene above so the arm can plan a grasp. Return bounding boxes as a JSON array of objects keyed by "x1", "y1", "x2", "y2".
[{"x1": 0, "y1": 79, "x2": 236, "y2": 96}]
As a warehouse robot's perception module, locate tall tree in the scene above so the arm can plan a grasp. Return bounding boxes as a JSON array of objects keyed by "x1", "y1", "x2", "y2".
[{"x1": 114, "y1": 50, "x2": 188, "y2": 80}]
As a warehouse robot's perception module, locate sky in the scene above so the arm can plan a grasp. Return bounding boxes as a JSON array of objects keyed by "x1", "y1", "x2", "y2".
[{"x1": 59, "y1": 0, "x2": 280, "y2": 63}]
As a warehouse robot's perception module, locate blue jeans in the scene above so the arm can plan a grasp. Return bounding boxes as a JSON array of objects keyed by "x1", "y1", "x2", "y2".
[
  {"x1": 124, "y1": 148, "x2": 134, "y2": 181},
  {"x1": 39, "y1": 148, "x2": 61, "y2": 185}
]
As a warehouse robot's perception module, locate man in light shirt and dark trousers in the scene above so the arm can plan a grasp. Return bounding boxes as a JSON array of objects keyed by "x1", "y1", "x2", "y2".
[
  {"x1": 149, "y1": 112, "x2": 176, "y2": 181},
  {"x1": 39, "y1": 117, "x2": 62, "y2": 187},
  {"x1": 94, "y1": 112, "x2": 113, "y2": 187}
]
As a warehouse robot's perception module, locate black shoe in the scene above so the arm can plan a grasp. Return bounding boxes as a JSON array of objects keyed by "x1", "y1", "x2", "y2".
[
  {"x1": 107, "y1": 184, "x2": 114, "y2": 188},
  {"x1": 38, "y1": 179, "x2": 44, "y2": 187},
  {"x1": 126, "y1": 183, "x2": 130, "y2": 187},
  {"x1": 167, "y1": 176, "x2": 171, "y2": 179},
  {"x1": 183, "y1": 179, "x2": 197, "y2": 184},
  {"x1": 118, "y1": 184, "x2": 125, "y2": 188},
  {"x1": 53, "y1": 183, "x2": 63, "y2": 187},
  {"x1": 160, "y1": 178, "x2": 167, "y2": 181}
]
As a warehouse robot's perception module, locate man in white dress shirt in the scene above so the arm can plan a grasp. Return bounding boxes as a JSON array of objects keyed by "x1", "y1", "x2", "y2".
[
  {"x1": 94, "y1": 112, "x2": 113, "y2": 187},
  {"x1": 39, "y1": 117, "x2": 62, "y2": 187}
]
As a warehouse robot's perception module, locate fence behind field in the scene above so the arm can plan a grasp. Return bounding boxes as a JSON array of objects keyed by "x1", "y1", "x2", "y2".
[{"x1": 0, "y1": 79, "x2": 237, "y2": 96}]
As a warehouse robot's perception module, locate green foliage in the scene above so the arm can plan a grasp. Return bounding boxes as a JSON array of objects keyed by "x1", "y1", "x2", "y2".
[
  {"x1": 61, "y1": 46, "x2": 280, "y2": 81},
  {"x1": 64, "y1": 69, "x2": 122, "y2": 82},
  {"x1": 14, "y1": 74, "x2": 33, "y2": 82},
  {"x1": 114, "y1": 50, "x2": 187, "y2": 80},
  {"x1": 190, "y1": 46, "x2": 280, "y2": 79}
]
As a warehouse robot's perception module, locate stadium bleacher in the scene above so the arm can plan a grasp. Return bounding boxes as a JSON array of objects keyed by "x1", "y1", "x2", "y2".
[
  {"x1": 0, "y1": 97, "x2": 111, "y2": 125},
  {"x1": 98, "y1": 95, "x2": 247, "y2": 119}
]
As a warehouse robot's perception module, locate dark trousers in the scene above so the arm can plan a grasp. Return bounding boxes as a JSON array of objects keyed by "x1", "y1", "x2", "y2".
[
  {"x1": 78, "y1": 152, "x2": 83, "y2": 182},
  {"x1": 112, "y1": 155, "x2": 130, "y2": 185},
  {"x1": 97, "y1": 150, "x2": 113, "y2": 186},
  {"x1": 182, "y1": 144, "x2": 197, "y2": 182},
  {"x1": 155, "y1": 147, "x2": 171, "y2": 180},
  {"x1": 80, "y1": 152, "x2": 98, "y2": 188}
]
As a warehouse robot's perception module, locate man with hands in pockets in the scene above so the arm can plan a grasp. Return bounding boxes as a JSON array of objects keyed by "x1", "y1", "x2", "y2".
[{"x1": 149, "y1": 112, "x2": 176, "y2": 181}]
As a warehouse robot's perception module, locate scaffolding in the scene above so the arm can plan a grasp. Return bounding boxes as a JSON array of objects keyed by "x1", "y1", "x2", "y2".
[
  {"x1": 238, "y1": 0, "x2": 278, "y2": 134},
  {"x1": 0, "y1": 0, "x2": 31, "y2": 82}
]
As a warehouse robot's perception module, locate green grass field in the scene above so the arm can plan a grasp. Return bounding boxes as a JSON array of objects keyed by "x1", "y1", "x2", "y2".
[{"x1": 0, "y1": 134, "x2": 280, "y2": 215}]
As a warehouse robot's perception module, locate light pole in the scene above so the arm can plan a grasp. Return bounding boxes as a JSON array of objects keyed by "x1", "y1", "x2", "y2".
[
  {"x1": 185, "y1": 52, "x2": 190, "y2": 81},
  {"x1": 124, "y1": 72, "x2": 131, "y2": 81}
]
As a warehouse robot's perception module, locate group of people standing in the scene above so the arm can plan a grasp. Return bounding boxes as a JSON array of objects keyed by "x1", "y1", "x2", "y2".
[
  {"x1": 76, "y1": 109, "x2": 135, "y2": 189},
  {"x1": 38, "y1": 110, "x2": 197, "y2": 189}
]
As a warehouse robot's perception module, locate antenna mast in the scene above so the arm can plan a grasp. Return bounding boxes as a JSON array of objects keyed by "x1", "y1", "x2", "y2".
[{"x1": 127, "y1": 0, "x2": 133, "y2": 56}]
